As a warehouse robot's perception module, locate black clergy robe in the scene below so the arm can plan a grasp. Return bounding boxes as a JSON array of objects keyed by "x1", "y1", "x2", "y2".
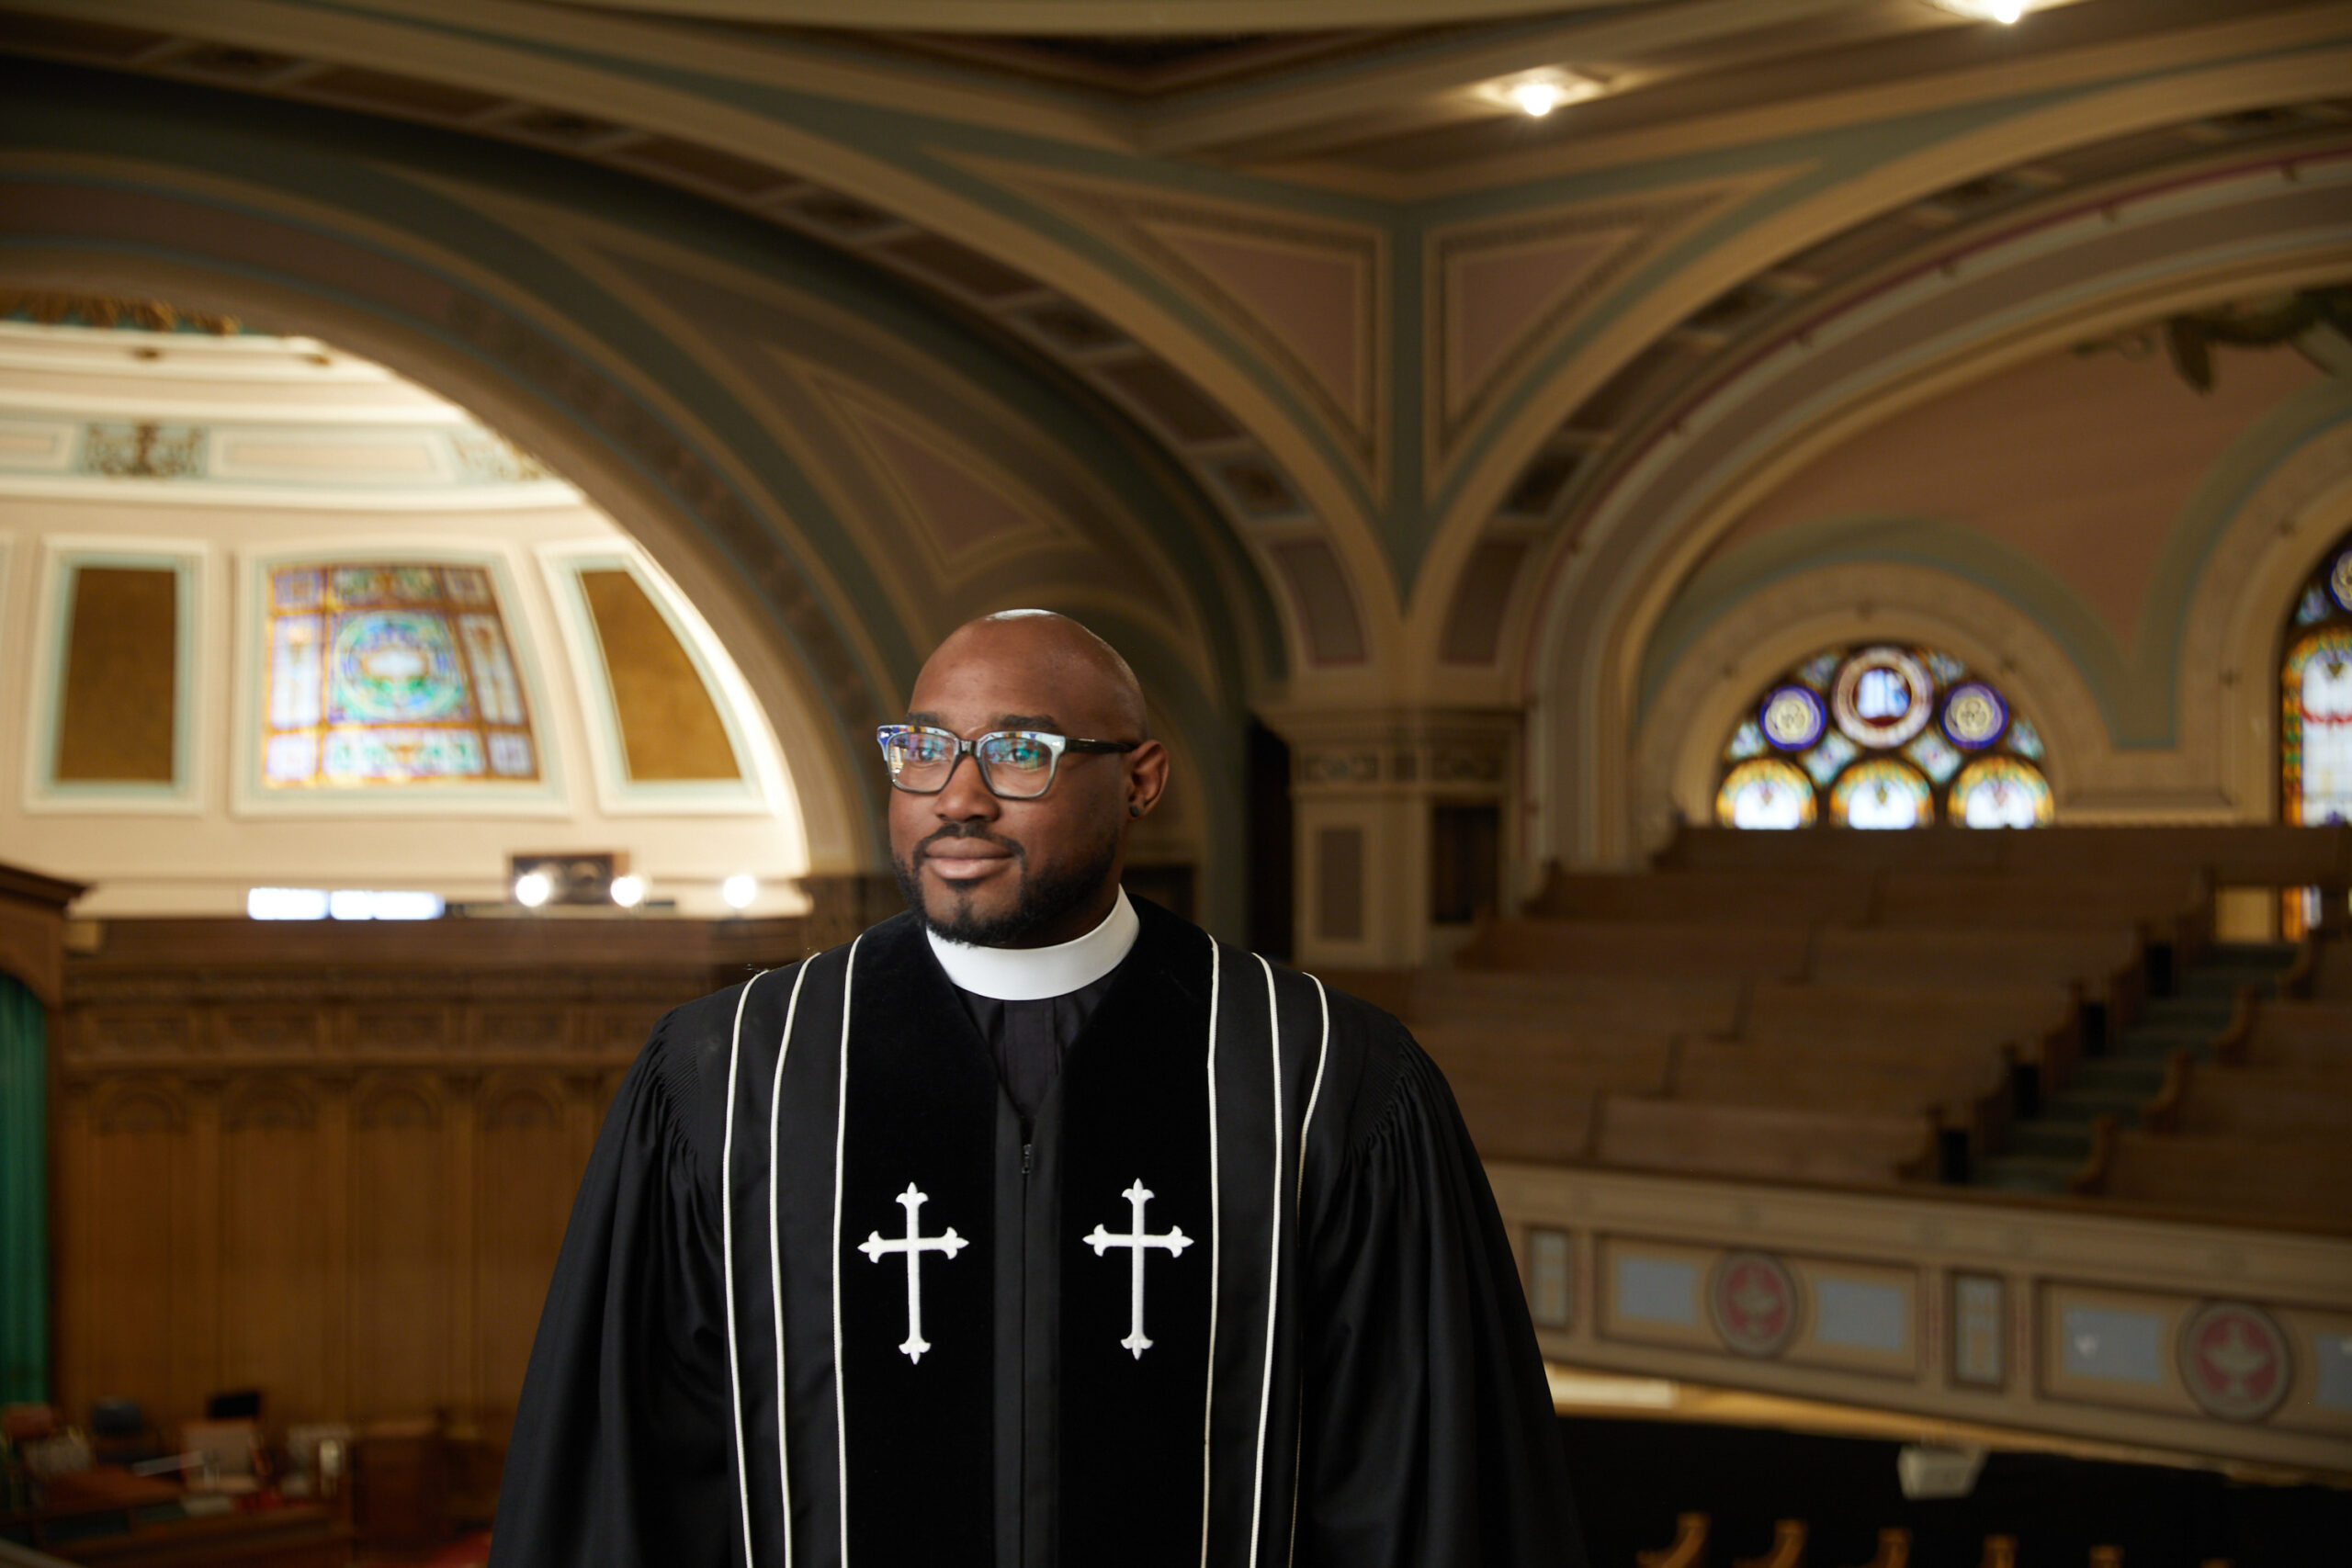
[{"x1": 489, "y1": 897, "x2": 1583, "y2": 1568}]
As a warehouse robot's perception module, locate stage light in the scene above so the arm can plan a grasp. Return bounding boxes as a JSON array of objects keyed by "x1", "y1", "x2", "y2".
[
  {"x1": 610, "y1": 874, "x2": 645, "y2": 909},
  {"x1": 514, "y1": 870, "x2": 553, "y2": 908},
  {"x1": 721, "y1": 874, "x2": 757, "y2": 910}
]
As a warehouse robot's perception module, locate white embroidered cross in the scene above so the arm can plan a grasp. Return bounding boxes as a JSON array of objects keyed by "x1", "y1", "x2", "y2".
[
  {"x1": 857, "y1": 1183, "x2": 967, "y2": 1363},
  {"x1": 1084, "y1": 1179, "x2": 1193, "y2": 1359}
]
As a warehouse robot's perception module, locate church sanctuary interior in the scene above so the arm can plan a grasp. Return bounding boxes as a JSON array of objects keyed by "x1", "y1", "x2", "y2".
[{"x1": 5, "y1": 0, "x2": 2352, "y2": 1562}]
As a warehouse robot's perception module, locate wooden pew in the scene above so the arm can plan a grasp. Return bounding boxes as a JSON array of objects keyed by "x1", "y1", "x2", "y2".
[
  {"x1": 1737, "y1": 978, "x2": 2078, "y2": 1090},
  {"x1": 2141, "y1": 1053, "x2": 2352, "y2": 1140},
  {"x1": 1650, "y1": 829, "x2": 2002, "y2": 874},
  {"x1": 1593, "y1": 1094, "x2": 1939, "y2": 1186},
  {"x1": 1871, "y1": 868, "x2": 2208, "y2": 943},
  {"x1": 1523, "y1": 869, "x2": 1876, "y2": 927},
  {"x1": 1401, "y1": 969, "x2": 1745, "y2": 1037},
  {"x1": 1671, "y1": 1036, "x2": 2010, "y2": 1160},
  {"x1": 1455, "y1": 919, "x2": 1812, "y2": 983},
  {"x1": 1419, "y1": 1021, "x2": 1678, "y2": 1162},
  {"x1": 1808, "y1": 926, "x2": 2143, "y2": 1042},
  {"x1": 2212, "y1": 995, "x2": 2352, "y2": 1072},
  {"x1": 2070, "y1": 1117, "x2": 2352, "y2": 1232},
  {"x1": 1652, "y1": 823, "x2": 2352, "y2": 891}
]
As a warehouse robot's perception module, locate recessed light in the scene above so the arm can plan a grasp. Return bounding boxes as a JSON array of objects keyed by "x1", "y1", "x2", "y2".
[{"x1": 1476, "y1": 68, "x2": 1607, "y2": 118}]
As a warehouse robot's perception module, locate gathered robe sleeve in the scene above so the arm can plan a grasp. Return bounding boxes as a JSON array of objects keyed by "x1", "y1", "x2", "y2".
[
  {"x1": 1295, "y1": 1029, "x2": 1587, "y2": 1568},
  {"x1": 489, "y1": 1009, "x2": 741, "y2": 1568}
]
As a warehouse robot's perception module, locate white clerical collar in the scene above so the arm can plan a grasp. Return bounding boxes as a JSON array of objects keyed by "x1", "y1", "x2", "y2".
[{"x1": 926, "y1": 888, "x2": 1139, "y2": 1001}]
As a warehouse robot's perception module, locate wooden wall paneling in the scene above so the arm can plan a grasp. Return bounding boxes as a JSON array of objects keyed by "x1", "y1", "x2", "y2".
[
  {"x1": 218, "y1": 1076, "x2": 330, "y2": 1423},
  {"x1": 473, "y1": 1072, "x2": 577, "y2": 1419},
  {"x1": 54, "y1": 919, "x2": 749, "y2": 1437},
  {"x1": 346, "y1": 1072, "x2": 453, "y2": 1421},
  {"x1": 323, "y1": 1073, "x2": 352, "y2": 1425},
  {"x1": 62, "y1": 1076, "x2": 188, "y2": 1423},
  {"x1": 183, "y1": 1075, "x2": 222, "y2": 1428},
  {"x1": 446, "y1": 1071, "x2": 478, "y2": 1422}
]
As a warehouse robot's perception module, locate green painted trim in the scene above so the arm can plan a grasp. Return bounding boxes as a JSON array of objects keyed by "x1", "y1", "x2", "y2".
[
  {"x1": 1638, "y1": 378, "x2": 2352, "y2": 751},
  {"x1": 1636, "y1": 514, "x2": 2147, "y2": 741},
  {"x1": 2141, "y1": 378, "x2": 2352, "y2": 676},
  {"x1": 3, "y1": 62, "x2": 1283, "y2": 829}
]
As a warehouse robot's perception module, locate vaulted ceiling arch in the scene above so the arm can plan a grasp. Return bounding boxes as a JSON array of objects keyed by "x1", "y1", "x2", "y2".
[
  {"x1": 0, "y1": 73, "x2": 1282, "y2": 919},
  {"x1": 1420, "y1": 47, "x2": 2352, "y2": 690},
  {"x1": 1519, "y1": 140, "x2": 2352, "y2": 859}
]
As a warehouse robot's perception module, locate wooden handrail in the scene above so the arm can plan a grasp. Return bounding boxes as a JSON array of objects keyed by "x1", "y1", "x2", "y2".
[
  {"x1": 1847, "y1": 1528, "x2": 1909, "y2": 1568},
  {"x1": 2068, "y1": 1112, "x2": 2120, "y2": 1196},
  {"x1": 1735, "y1": 1519, "x2": 1806, "y2": 1568},
  {"x1": 2212, "y1": 986, "x2": 2260, "y2": 1066},
  {"x1": 2278, "y1": 935, "x2": 2315, "y2": 1000},
  {"x1": 2139, "y1": 1047, "x2": 2194, "y2": 1134},
  {"x1": 1637, "y1": 1510, "x2": 1709, "y2": 1568}
]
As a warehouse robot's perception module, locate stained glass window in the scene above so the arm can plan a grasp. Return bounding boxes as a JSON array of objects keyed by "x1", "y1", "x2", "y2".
[
  {"x1": 262, "y1": 561, "x2": 539, "y2": 788},
  {"x1": 1713, "y1": 644, "x2": 2050, "y2": 829},
  {"x1": 2283, "y1": 529, "x2": 2352, "y2": 829},
  {"x1": 1718, "y1": 758, "x2": 1815, "y2": 829},
  {"x1": 1951, "y1": 757, "x2": 2054, "y2": 828}
]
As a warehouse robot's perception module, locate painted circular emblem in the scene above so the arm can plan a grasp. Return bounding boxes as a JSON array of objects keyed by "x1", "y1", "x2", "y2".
[
  {"x1": 1830, "y1": 647, "x2": 1933, "y2": 749},
  {"x1": 1759, "y1": 685, "x2": 1826, "y2": 750},
  {"x1": 2332, "y1": 549, "x2": 2352, "y2": 614},
  {"x1": 1709, "y1": 1251, "x2": 1800, "y2": 1358},
  {"x1": 1940, "y1": 682, "x2": 2009, "y2": 750},
  {"x1": 2178, "y1": 1301, "x2": 2291, "y2": 1422}
]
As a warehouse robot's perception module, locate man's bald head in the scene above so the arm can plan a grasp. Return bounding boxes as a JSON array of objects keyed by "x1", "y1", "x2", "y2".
[
  {"x1": 889, "y1": 611, "x2": 1169, "y2": 948},
  {"x1": 920, "y1": 610, "x2": 1148, "y2": 742}
]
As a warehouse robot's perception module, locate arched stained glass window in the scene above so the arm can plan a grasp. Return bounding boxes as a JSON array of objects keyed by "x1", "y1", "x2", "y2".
[
  {"x1": 262, "y1": 561, "x2": 540, "y2": 788},
  {"x1": 2283, "y1": 528, "x2": 2352, "y2": 830},
  {"x1": 1713, "y1": 644, "x2": 2050, "y2": 829}
]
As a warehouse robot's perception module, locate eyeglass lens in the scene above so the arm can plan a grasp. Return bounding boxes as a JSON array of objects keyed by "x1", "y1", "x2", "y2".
[{"x1": 884, "y1": 729, "x2": 1058, "y2": 798}]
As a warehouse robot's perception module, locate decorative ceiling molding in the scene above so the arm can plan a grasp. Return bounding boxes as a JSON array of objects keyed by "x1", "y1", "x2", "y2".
[
  {"x1": 819, "y1": 378, "x2": 1076, "y2": 586},
  {"x1": 970, "y1": 164, "x2": 1387, "y2": 488},
  {"x1": 1424, "y1": 176, "x2": 1763, "y2": 482}
]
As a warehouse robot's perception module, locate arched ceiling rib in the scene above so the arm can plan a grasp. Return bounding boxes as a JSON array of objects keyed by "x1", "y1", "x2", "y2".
[
  {"x1": 1455, "y1": 99, "x2": 2352, "y2": 697},
  {"x1": 8, "y1": 0, "x2": 2348, "y2": 690}
]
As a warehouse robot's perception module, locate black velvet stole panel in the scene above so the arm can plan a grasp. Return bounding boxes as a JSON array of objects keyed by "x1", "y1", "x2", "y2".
[
  {"x1": 1201, "y1": 953, "x2": 1333, "y2": 1568},
  {"x1": 1055, "y1": 910, "x2": 1217, "y2": 1567},
  {"x1": 836, "y1": 917, "x2": 1001, "y2": 1562},
  {"x1": 718, "y1": 962, "x2": 804, "y2": 1568}
]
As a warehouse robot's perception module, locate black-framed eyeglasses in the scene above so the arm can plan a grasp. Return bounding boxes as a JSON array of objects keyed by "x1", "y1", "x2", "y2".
[{"x1": 876, "y1": 724, "x2": 1138, "y2": 800}]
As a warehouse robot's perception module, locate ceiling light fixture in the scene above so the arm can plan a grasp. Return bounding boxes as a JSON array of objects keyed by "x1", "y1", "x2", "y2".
[
  {"x1": 1476, "y1": 68, "x2": 1607, "y2": 119},
  {"x1": 1934, "y1": 0, "x2": 2030, "y2": 22}
]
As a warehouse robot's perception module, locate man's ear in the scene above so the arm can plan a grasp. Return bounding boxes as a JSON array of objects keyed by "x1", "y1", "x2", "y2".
[{"x1": 1124, "y1": 740, "x2": 1170, "y2": 819}]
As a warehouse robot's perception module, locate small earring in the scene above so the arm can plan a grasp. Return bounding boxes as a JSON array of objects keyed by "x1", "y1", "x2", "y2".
[{"x1": 1129, "y1": 804, "x2": 1143, "y2": 818}]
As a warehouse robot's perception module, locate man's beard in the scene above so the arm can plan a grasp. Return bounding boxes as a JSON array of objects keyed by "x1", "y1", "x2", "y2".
[{"x1": 891, "y1": 824, "x2": 1120, "y2": 948}]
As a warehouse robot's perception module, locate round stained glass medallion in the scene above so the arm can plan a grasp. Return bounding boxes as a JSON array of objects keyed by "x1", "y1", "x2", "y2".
[
  {"x1": 1716, "y1": 759, "x2": 1815, "y2": 829},
  {"x1": 1759, "y1": 684, "x2": 1826, "y2": 750},
  {"x1": 1940, "y1": 682, "x2": 2008, "y2": 750},
  {"x1": 327, "y1": 611, "x2": 470, "y2": 724},
  {"x1": 2332, "y1": 550, "x2": 2352, "y2": 614},
  {"x1": 1950, "y1": 757, "x2": 2052, "y2": 829},
  {"x1": 1829, "y1": 759, "x2": 1930, "y2": 829},
  {"x1": 1830, "y1": 647, "x2": 1932, "y2": 749}
]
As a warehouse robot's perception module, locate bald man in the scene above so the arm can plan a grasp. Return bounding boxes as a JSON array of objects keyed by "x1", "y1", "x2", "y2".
[{"x1": 492, "y1": 613, "x2": 1584, "y2": 1568}]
